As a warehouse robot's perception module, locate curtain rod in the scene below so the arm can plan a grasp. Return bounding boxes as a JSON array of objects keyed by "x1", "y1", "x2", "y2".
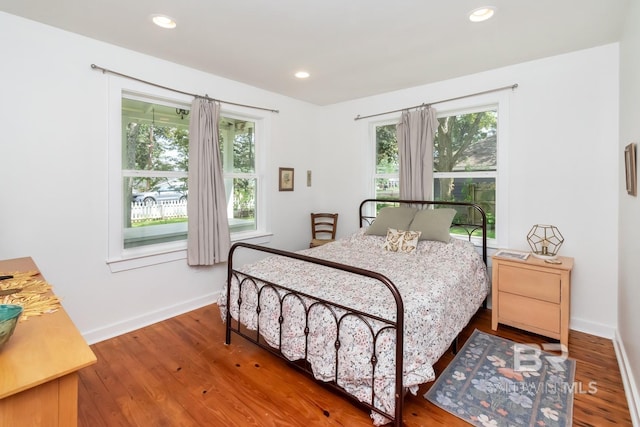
[
  {"x1": 353, "y1": 83, "x2": 518, "y2": 121},
  {"x1": 90, "y1": 64, "x2": 280, "y2": 114}
]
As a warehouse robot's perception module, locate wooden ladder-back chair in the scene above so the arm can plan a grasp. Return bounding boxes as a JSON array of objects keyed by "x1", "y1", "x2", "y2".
[{"x1": 310, "y1": 213, "x2": 338, "y2": 248}]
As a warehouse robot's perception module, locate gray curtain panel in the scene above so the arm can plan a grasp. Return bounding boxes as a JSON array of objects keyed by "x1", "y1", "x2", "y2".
[
  {"x1": 397, "y1": 106, "x2": 438, "y2": 201},
  {"x1": 187, "y1": 98, "x2": 231, "y2": 265}
]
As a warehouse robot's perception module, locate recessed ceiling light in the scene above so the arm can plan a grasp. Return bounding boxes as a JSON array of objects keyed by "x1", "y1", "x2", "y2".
[
  {"x1": 294, "y1": 71, "x2": 310, "y2": 79},
  {"x1": 152, "y1": 14, "x2": 177, "y2": 29},
  {"x1": 469, "y1": 6, "x2": 496, "y2": 22}
]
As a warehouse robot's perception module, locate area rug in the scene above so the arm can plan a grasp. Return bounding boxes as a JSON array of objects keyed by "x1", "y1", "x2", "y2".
[{"x1": 424, "y1": 329, "x2": 576, "y2": 427}]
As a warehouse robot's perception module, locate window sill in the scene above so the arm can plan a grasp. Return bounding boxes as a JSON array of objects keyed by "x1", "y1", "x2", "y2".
[{"x1": 107, "y1": 231, "x2": 273, "y2": 273}]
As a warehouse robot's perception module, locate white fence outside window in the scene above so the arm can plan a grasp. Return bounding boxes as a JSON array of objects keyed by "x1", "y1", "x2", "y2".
[{"x1": 131, "y1": 200, "x2": 188, "y2": 223}]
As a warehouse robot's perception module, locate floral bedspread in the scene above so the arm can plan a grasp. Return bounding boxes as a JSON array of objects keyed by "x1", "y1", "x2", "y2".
[{"x1": 218, "y1": 229, "x2": 489, "y2": 425}]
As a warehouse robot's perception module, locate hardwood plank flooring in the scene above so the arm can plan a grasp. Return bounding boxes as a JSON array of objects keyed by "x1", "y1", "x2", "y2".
[{"x1": 78, "y1": 305, "x2": 633, "y2": 426}]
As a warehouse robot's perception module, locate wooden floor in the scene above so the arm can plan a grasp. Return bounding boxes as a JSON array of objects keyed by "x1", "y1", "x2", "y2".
[{"x1": 78, "y1": 305, "x2": 633, "y2": 426}]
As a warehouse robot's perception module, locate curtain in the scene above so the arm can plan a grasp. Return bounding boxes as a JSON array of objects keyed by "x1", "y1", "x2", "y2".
[
  {"x1": 397, "y1": 106, "x2": 438, "y2": 200},
  {"x1": 187, "y1": 98, "x2": 231, "y2": 265}
]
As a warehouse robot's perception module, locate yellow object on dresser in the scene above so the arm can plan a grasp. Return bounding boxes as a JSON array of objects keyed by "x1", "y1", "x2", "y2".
[
  {"x1": 0, "y1": 257, "x2": 96, "y2": 427},
  {"x1": 491, "y1": 252, "x2": 574, "y2": 349}
]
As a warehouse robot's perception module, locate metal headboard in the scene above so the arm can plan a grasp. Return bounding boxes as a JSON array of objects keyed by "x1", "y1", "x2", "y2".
[{"x1": 358, "y1": 198, "x2": 488, "y2": 266}]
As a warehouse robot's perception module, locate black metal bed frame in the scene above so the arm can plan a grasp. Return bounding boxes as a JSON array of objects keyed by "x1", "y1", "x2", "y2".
[{"x1": 225, "y1": 199, "x2": 487, "y2": 426}]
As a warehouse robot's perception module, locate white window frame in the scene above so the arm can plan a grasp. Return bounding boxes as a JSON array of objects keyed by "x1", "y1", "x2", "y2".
[
  {"x1": 218, "y1": 110, "x2": 270, "y2": 241},
  {"x1": 367, "y1": 91, "x2": 509, "y2": 249},
  {"x1": 106, "y1": 77, "x2": 271, "y2": 272},
  {"x1": 372, "y1": 117, "x2": 402, "y2": 199}
]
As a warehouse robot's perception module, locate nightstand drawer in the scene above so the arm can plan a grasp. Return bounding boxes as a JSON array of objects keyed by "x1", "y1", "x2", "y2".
[
  {"x1": 498, "y1": 265, "x2": 560, "y2": 303},
  {"x1": 498, "y1": 292, "x2": 560, "y2": 334}
]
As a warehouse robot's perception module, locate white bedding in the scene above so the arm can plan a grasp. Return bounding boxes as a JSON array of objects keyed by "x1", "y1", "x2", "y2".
[{"x1": 218, "y1": 229, "x2": 489, "y2": 424}]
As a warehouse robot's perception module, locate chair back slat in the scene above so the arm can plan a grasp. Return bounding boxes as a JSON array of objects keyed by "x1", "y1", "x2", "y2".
[{"x1": 310, "y1": 213, "x2": 338, "y2": 247}]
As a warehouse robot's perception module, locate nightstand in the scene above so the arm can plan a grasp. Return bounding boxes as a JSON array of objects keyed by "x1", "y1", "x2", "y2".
[{"x1": 491, "y1": 252, "x2": 574, "y2": 349}]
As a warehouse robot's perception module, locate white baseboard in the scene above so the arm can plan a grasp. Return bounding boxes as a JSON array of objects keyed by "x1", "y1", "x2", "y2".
[
  {"x1": 570, "y1": 316, "x2": 616, "y2": 339},
  {"x1": 614, "y1": 329, "x2": 640, "y2": 427},
  {"x1": 82, "y1": 292, "x2": 220, "y2": 345}
]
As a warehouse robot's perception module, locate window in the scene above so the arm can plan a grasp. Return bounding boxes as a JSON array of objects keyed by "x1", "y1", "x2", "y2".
[
  {"x1": 122, "y1": 97, "x2": 189, "y2": 249},
  {"x1": 108, "y1": 80, "x2": 268, "y2": 270},
  {"x1": 433, "y1": 109, "x2": 497, "y2": 238},
  {"x1": 375, "y1": 124, "x2": 400, "y2": 199},
  {"x1": 219, "y1": 116, "x2": 258, "y2": 234},
  {"x1": 372, "y1": 103, "x2": 503, "y2": 242}
]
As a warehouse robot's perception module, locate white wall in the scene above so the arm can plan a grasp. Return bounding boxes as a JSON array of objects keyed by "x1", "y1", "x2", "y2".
[
  {"x1": 0, "y1": 12, "x2": 320, "y2": 343},
  {"x1": 317, "y1": 44, "x2": 620, "y2": 338},
  {"x1": 618, "y1": 0, "x2": 640, "y2": 423}
]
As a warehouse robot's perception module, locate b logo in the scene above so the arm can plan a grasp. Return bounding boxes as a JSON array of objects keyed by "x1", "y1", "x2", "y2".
[{"x1": 513, "y1": 343, "x2": 568, "y2": 372}]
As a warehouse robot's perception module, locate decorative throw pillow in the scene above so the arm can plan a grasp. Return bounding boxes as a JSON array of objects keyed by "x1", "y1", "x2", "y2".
[
  {"x1": 409, "y1": 208, "x2": 456, "y2": 242},
  {"x1": 383, "y1": 228, "x2": 422, "y2": 254},
  {"x1": 365, "y1": 206, "x2": 418, "y2": 236}
]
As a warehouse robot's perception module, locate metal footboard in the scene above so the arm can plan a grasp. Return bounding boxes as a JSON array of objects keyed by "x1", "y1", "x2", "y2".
[{"x1": 225, "y1": 242, "x2": 405, "y2": 426}]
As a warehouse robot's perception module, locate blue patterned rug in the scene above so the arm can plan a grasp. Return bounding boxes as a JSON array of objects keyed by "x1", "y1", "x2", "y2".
[{"x1": 424, "y1": 329, "x2": 576, "y2": 427}]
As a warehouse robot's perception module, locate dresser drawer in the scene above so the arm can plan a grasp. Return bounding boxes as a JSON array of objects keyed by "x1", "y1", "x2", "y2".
[
  {"x1": 498, "y1": 292, "x2": 561, "y2": 334},
  {"x1": 498, "y1": 265, "x2": 560, "y2": 303}
]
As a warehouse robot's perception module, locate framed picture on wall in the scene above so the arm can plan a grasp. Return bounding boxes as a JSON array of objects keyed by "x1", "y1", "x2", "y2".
[
  {"x1": 279, "y1": 167, "x2": 294, "y2": 191},
  {"x1": 625, "y1": 143, "x2": 637, "y2": 196}
]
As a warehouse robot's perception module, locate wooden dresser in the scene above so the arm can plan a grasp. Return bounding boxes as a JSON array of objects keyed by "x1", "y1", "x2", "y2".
[
  {"x1": 491, "y1": 252, "x2": 574, "y2": 349},
  {"x1": 0, "y1": 257, "x2": 96, "y2": 426}
]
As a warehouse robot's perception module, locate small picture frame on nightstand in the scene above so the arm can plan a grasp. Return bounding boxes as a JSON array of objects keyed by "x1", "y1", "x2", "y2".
[{"x1": 494, "y1": 249, "x2": 530, "y2": 261}]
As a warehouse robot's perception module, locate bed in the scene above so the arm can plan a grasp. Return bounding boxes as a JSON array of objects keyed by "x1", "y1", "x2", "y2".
[{"x1": 219, "y1": 199, "x2": 489, "y2": 426}]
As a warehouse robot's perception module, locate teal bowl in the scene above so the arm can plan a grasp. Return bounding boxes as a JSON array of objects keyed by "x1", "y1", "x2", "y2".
[{"x1": 0, "y1": 304, "x2": 23, "y2": 349}]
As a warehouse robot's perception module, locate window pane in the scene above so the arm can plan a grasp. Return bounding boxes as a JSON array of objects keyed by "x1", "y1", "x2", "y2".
[
  {"x1": 226, "y1": 177, "x2": 257, "y2": 233},
  {"x1": 124, "y1": 177, "x2": 188, "y2": 248},
  {"x1": 121, "y1": 97, "x2": 190, "y2": 249},
  {"x1": 434, "y1": 177, "x2": 495, "y2": 237},
  {"x1": 130, "y1": 178, "x2": 188, "y2": 205},
  {"x1": 122, "y1": 98, "x2": 189, "y2": 172},
  {"x1": 434, "y1": 111, "x2": 497, "y2": 173},
  {"x1": 376, "y1": 124, "x2": 398, "y2": 174},
  {"x1": 375, "y1": 177, "x2": 400, "y2": 199},
  {"x1": 219, "y1": 117, "x2": 255, "y2": 173}
]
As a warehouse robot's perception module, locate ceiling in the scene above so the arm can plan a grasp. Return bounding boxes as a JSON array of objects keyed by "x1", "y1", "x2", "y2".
[{"x1": 0, "y1": 0, "x2": 630, "y2": 105}]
